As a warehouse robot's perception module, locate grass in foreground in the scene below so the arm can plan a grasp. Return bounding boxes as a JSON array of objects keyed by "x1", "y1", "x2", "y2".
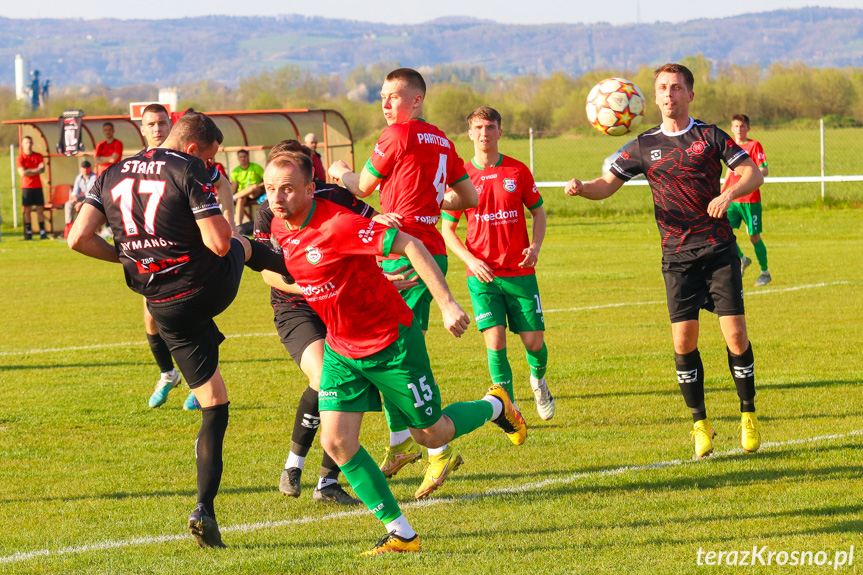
[{"x1": 0, "y1": 206, "x2": 861, "y2": 574}]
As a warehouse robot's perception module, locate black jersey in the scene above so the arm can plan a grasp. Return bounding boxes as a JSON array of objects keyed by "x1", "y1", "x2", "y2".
[
  {"x1": 254, "y1": 181, "x2": 374, "y2": 309},
  {"x1": 610, "y1": 118, "x2": 749, "y2": 254},
  {"x1": 85, "y1": 148, "x2": 224, "y2": 299}
]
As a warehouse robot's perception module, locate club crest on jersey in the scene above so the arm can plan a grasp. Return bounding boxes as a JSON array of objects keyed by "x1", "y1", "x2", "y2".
[
  {"x1": 686, "y1": 140, "x2": 708, "y2": 156},
  {"x1": 305, "y1": 246, "x2": 323, "y2": 264},
  {"x1": 503, "y1": 178, "x2": 517, "y2": 192}
]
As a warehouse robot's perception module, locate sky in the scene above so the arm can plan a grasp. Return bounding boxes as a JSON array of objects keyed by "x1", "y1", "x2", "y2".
[{"x1": 0, "y1": 0, "x2": 860, "y2": 25}]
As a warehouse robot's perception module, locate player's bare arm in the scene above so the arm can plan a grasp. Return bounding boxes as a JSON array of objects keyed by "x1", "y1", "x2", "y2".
[
  {"x1": 391, "y1": 232, "x2": 470, "y2": 338},
  {"x1": 197, "y1": 214, "x2": 233, "y2": 256},
  {"x1": 441, "y1": 178, "x2": 479, "y2": 211},
  {"x1": 441, "y1": 218, "x2": 495, "y2": 283},
  {"x1": 564, "y1": 171, "x2": 625, "y2": 199},
  {"x1": 67, "y1": 204, "x2": 121, "y2": 263},
  {"x1": 262, "y1": 269, "x2": 302, "y2": 293},
  {"x1": 328, "y1": 160, "x2": 381, "y2": 199},
  {"x1": 371, "y1": 212, "x2": 403, "y2": 230},
  {"x1": 519, "y1": 206, "x2": 546, "y2": 269},
  {"x1": 214, "y1": 176, "x2": 236, "y2": 231},
  {"x1": 708, "y1": 157, "x2": 764, "y2": 218}
]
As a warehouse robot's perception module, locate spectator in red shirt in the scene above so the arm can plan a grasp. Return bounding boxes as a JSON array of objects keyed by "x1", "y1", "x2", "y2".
[
  {"x1": 16, "y1": 136, "x2": 47, "y2": 240},
  {"x1": 94, "y1": 122, "x2": 124, "y2": 175}
]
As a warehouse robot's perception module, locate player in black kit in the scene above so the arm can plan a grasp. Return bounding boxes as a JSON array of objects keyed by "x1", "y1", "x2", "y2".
[
  {"x1": 254, "y1": 140, "x2": 410, "y2": 504},
  {"x1": 564, "y1": 63, "x2": 765, "y2": 459},
  {"x1": 68, "y1": 112, "x2": 291, "y2": 549}
]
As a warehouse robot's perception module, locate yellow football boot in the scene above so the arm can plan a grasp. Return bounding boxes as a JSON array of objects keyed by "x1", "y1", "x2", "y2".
[
  {"x1": 487, "y1": 384, "x2": 527, "y2": 446},
  {"x1": 690, "y1": 419, "x2": 716, "y2": 458},
  {"x1": 740, "y1": 412, "x2": 761, "y2": 453},
  {"x1": 414, "y1": 445, "x2": 464, "y2": 500},
  {"x1": 360, "y1": 531, "x2": 421, "y2": 556},
  {"x1": 379, "y1": 436, "x2": 422, "y2": 478}
]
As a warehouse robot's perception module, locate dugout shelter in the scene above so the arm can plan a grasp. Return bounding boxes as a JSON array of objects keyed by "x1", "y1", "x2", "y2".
[{"x1": 4, "y1": 109, "x2": 354, "y2": 232}]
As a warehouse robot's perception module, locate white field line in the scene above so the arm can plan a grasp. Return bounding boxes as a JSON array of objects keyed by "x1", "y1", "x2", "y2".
[
  {"x1": 1, "y1": 428, "x2": 860, "y2": 564},
  {"x1": 0, "y1": 281, "x2": 851, "y2": 358}
]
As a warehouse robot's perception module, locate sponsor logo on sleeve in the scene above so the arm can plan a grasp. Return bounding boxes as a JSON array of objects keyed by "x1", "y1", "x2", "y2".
[{"x1": 358, "y1": 220, "x2": 376, "y2": 243}]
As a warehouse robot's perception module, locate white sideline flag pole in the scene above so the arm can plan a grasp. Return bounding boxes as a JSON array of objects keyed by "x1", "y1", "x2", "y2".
[{"x1": 10, "y1": 145, "x2": 18, "y2": 228}]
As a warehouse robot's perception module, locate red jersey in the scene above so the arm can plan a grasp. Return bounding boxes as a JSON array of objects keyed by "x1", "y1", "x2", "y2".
[
  {"x1": 724, "y1": 139, "x2": 766, "y2": 204},
  {"x1": 443, "y1": 155, "x2": 543, "y2": 277},
  {"x1": 270, "y1": 199, "x2": 414, "y2": 359},
  {"x1": 365, "y1": 119, "x2": 468, "y2": 256},
  {"x1": 17, "y1": 152, "x2": 44, "y2": 189},
  {"x1": 95, "y1": 139, "x2": 124, "y2": 175}
]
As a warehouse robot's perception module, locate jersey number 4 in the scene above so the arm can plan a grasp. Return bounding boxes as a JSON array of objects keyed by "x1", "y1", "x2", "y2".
[
  {"x1": 433, "y1": 154, "x2": 448, "y2": 205},
  {"x1": 111, "y1": 178, "x2": 166, "y2": 236}
]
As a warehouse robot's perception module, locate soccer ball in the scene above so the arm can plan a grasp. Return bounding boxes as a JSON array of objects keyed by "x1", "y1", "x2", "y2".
[{"x1": 585, "y1": 78, "x2": 646, "y2": 136}]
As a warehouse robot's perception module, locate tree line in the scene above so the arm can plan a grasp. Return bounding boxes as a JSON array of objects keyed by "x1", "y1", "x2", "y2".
[{"x1": 2, "y1": 55, "x2": 862, "y2": 149}]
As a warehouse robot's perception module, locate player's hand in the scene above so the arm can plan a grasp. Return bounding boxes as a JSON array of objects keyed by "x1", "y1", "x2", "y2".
[
  {"x1": 519, "y1": 245, "x2": 540, "y2": 268},
  {"x1": 382, "y1": 263, "x2": 418, "y2": 291},
  {"x1": 707, "y1": 193, "x2": 733, "y2": 218},
  {"x1": 328, "y1": 160, "x2": 351, "y2": 182},
  {"x1": 440, "y1": 300, "x2": 470, "y2": 338},
  {"x1": 564, "y1": 178, "x2": 584, "y2": 196},
  {"x1": 467, "y1": 257, "x2": 495, "y2": 283},
  {"x1": 372, "y1": 212, "x2": 403, "y2": 229}
]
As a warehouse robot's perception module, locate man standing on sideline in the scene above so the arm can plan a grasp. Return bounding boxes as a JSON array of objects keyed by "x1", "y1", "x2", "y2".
[
  {"x1": 138, "y1": 104, "x2": 236, "y2": 410},
  {"x1": 65, "y1": 160, "x2": 96, "y2": 229},
  {"x1": 265, "y1": 151, "x2": 526, "y2": 555},
  {"x1": 328, "y1": 67, "x2": 479, "y2": 499},
  {"x1": 564, "y1": 63, "x2": 764, "y2": 458},
  {"x1": 16, "y1": 135, "x2": 47, "y2": 240},
  {"x1": 69, "y1": 112, "x2": 292, "y2": 549},
  {"x1": 93, "y1": 122, "x2": 123, "y2": 175},
  {"x1": 441, "y1": 106, "x2": 555, "y2": 420},
  {"x1": 723, "y1": 114, "x2": 772, "y2": 286},
  {"x1": 303, "y1": 132, "x2": 326, "y2": 180}
]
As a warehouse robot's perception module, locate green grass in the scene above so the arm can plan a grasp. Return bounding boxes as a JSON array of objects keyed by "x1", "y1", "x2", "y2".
[{"x1": 1, "y1": 203, "x2": 861, "y2": 573}]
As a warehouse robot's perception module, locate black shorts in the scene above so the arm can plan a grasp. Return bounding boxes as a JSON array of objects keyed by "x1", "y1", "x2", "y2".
[
  {"x1": 273, "y1": 302, "x2": 326, "y2": 365},
  {"x1": 22, "y1": 187, "x2": 44, "y2": 207},
  {"x1": 662, "y1": 242, "x2": 745, "y2": 323},
  {"x1": 147, "y1": 239, "x2": 246, "y2": 388}
]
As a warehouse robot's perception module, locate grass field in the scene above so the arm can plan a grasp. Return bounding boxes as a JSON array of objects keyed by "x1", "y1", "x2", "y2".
[{"x1": 1, "y1": 196, "x2": 861, "y2": 573}]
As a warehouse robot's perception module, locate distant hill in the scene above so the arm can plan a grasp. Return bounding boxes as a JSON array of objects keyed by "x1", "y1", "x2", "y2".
[{"x1": 2, "y1": 7, "x2": 862, "y2": 88}]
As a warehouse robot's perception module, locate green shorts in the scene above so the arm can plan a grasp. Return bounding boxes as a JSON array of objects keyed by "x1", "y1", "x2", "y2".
[
  {"x1": 727, "y1": 201, "x2": 763, "y2": 235},
  {"x1": 467, "y1": 274, "x2": 545, "y2": 334},
  {"x1": 381, "y1": 254, "x2": 448, "y2": 331},
  {"x1": 318, "y1": 320, "x2": 442, "y2": 429}
]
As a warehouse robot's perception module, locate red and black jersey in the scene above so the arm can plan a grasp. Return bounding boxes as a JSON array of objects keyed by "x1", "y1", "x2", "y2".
[
  {"x1": 254, "y1": 181, "x2": 375, "y2": 309},
  {"x1": 85, "y1": 148, "x2": 224, "y2": 299},
  {"x1": 610, "y1": 118, "x2": 749, "y2": 254}
]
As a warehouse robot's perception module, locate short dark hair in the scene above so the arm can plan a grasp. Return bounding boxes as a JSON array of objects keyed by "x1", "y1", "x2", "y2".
[
  {"x1": 21, "y1": 135, "x2": 32, "y2": 143},
  {"x1": 267, "y1": 151, "x2": 314, "y2": 185},
  {"x1": 237, "y1": 149, "x2": 249, "y2": 157},
  {"x1": 80, "y1": 160, "x2": 92, "y2": 168},
  {"x1": 654, "y1": 63, "x2": 695, "y2": 91},
  {"x1": 467, "y1": 106, "x2": 503, "y2": 129},
  {"x1": 169, "y1": 112, "x2": 223, "y2": 149},
  {"x1": 268, "y1": 139, "x2": 314, "y2": 161},
  {"x1": 386, "y1": 68, "x2": 426, "y2": 97},
  {"x1": 732, "y1": 114, "x2": 750, "y2": 126},
  {"x1": 102, "y1": 122, "x2": 114, "y2": 129},
  {"x1": 141, "y1": 103, "x2": 169, "y2": 118}
]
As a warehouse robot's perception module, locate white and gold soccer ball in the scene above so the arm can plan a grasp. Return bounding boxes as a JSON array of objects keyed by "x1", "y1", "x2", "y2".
[{"x1": 585, "y1": 77, "x2": 646, "y2": 136}]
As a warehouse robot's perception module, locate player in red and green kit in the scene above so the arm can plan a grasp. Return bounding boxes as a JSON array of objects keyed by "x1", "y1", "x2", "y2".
[
  {"x1": 442, "y1": 107, "x2": 555, "y2": 421},
  {"x1": 266, "y1": 151, "x2": 525, "y2": 555},
  {"x1": 328, "y1": 67, "x2": 479, "y2": 496},
  {"x1": 723, "y1": 114, "x2": 771, "y2": 286}
]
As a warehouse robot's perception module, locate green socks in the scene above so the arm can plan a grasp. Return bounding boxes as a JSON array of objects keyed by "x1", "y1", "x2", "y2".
[
  {"x1": 526, "y1": 343, "x2": 548, "y2": 380},
  {"x1": 487, "y1": 348, "x2": 514, "y2": 400},
  {"x1": 753, "y1": 239, "x2": 768, "y2": 271},
  {"x1": 442, "y1": 401, "x2": 494, "y2": 440},
  {"x1": 340, "y1": 446, "x2": 401, "y2": 523}
]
